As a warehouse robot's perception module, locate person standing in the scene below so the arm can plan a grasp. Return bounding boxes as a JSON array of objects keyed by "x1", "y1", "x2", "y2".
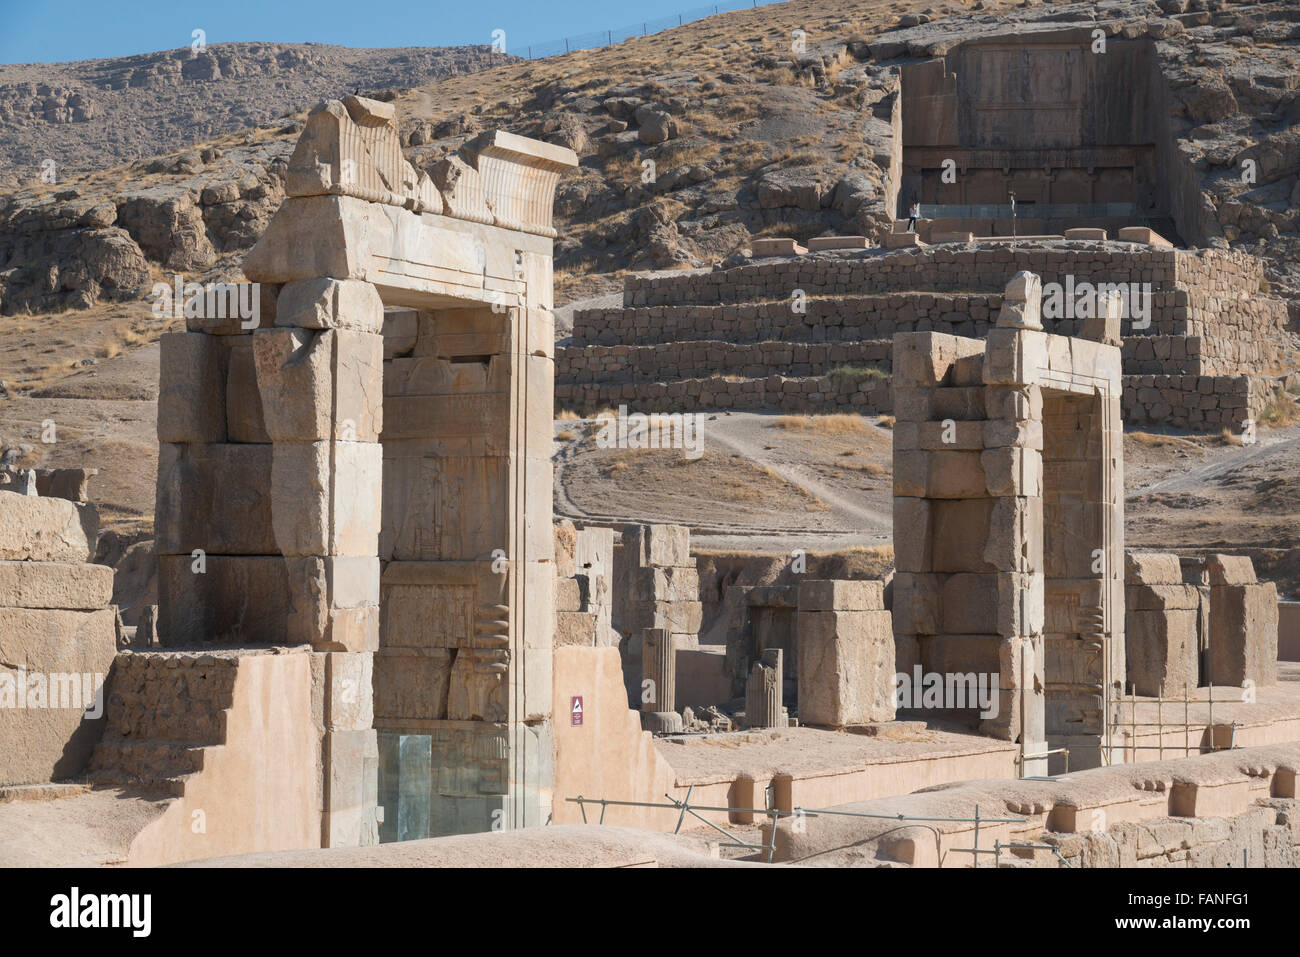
[{"x1": 907, "y1": 200, "x2": 919, "y2": 232}]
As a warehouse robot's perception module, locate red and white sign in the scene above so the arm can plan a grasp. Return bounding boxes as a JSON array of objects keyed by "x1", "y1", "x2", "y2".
[{"x1": 570, "y1": 696, "x2": 584, "y2": 726}]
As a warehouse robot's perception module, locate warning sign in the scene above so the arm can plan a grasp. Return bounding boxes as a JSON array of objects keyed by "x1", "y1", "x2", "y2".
[{"x1": 571, "y1": 696, "x2": 584, "y2": 726}]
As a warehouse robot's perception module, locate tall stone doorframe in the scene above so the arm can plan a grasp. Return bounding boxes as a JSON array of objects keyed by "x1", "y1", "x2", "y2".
[
  {"x1": 154, "y1": 96, "x2": 578, "y2": 845},
  {"x1": 891, "y1": 271, "x2": 1125, "y2": 775}
]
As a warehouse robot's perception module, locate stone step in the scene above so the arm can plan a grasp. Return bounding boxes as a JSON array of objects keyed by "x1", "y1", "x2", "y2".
[{"x1": 86, "y1": 735, "x2": 211, "y2": 797}]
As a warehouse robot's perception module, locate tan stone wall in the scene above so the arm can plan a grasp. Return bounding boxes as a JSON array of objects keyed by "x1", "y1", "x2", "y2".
[
  {"x1": 0, "y1": 491, "x2": 116, "y2": 787},
  {"x1": 122, "y1": 650, "x2": 320, "y2": 866},
  {"x1": 551, "y1": 646, "x2": 679, "y2": 831}
]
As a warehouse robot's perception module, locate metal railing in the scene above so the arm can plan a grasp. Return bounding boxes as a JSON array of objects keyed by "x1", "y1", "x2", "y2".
[
  {"x1": 565, "y1": 793, "x2": 1055, "y2": 866},
  {"x1": 1106, "y1": 682, "x2": 1239, "y2": 763}
]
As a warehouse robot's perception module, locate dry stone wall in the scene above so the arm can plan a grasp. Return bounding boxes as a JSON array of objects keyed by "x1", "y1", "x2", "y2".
[{"x1": 559, "y1": 243, "x2": 1288, "y2": 430}]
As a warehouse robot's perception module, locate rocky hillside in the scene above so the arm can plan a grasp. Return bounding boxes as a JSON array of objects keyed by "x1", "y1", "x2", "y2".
[
  {"x1": 1, "y1": 0, "x2": 1299, "y2": 332},
  {"x1": 0, "y1": 41, "x2": 509, "y2": 183}
]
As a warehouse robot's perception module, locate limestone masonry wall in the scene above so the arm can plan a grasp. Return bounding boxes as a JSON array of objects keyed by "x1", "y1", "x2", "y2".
[{"x1": 559, "y1": 244, "x2": 1288, "y2": 428}]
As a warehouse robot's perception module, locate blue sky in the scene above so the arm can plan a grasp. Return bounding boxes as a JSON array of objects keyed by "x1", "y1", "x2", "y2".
[{"x1": 0, "y1": 0, "x2": 762, "y2": 65}]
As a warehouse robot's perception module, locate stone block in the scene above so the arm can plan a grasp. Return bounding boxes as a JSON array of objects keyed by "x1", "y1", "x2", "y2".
[
  {"x1": 254, "y1": 328, "x2": 384, "y2": 442},
  {"x1": 981, "y1": 496, "x2": 1042, "y2": 574},
  {"x1": 323, "y1": 652, "x2": 374, "y2": 731},
  {"x1": 751, "y1": 238, "x2": 807, "y2": 256},
  {"x1": 1064, "y1": 228, "x2": 1107, "y2": 240},
  {"x1": 0, "y1": 607, "x2": 117, "y2": 785},
  {"x1": 324, "y1": 727, "x2": 378, "y2": 848},
  {"x1": 0, "y1": 491, "x2": 97, "y2": 563},
  {"x1": 1206, "y1": 554, "x2": 1256, "y2": 586},
  {"x1": 1209, "y1": 582, "x2": 1278, "y2": 686},
  {"x1": 983, "y1": 328, "x2": 1047, "y2": 386},
  {"x1": 893, "y1": 332, "x2": 959, "y2": 389},
  {"x1": 932, "y1": 498, "x2": 998, "y2": 573},
  {"x1": 1126, "y1": 583, "x2": 1199, "y2": 611},
  {"x1": 271, "y1": 441, "x2": 383, "y2": 557},
  {"x1": 224, "y1": 339, "x2": 270, "y2": 443},
  {"x1": 154, "y1": 442, "x2": 277, "y2": 555},
  {"x1": 928, "y1": 451, "x2": 987, "y2": 498},
  {"x1": 626, "y1": 524, "x2": 690, "y2": 568},
  {"x1": 883, "y1": 231, "x2": 922, "y2": 248},
  {"x1": 1126, "y1": 605, "x2": 1198, "y2": 696},
  {"x1": 0, "y1": 561, "x2": 114, "y2": 610},
  {"x1": 798, "y1": 606, "x2": 895, "y2": 726},
  {"x1": 157, "y1": 331, "x2": 227, "y2": 443},
  {"x1": 1118, "y1": 226, "x2": 1172, "y2": 247},
  {"x1": 797, "y1": 579, "x2": 885, "y2": 612},
  {"x1": 982, "y1": 446, "x2": 1041, "y2": 497},
  {"x1": 286, "y1": 555, "x2": 380, "y2": 651},
  {"x1": 276, "y1": 277, "x2": 384, "y2": 333},
  {"x1": 892, "y1": 497, "x2": 933, "y2": 572},
  {"x1": 806, "y1": 236, "x2": 869, "y2": 250},
  {"x1": 157, "y1": 554, "x2": 291, "y2": 645},
  {"x1": 891, "y1": 572, "x2": 940, "y2": 635},
  {"x1": 941, "y1": 573, "x2": 1000, "y2": 634},
  {"x1": 1125, "y1": 550, "x2": 1183, "y2": 586}
]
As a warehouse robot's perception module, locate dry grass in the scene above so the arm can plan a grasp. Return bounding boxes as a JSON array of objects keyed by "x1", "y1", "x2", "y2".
[
  {"x1": 1258, "y1": 393, "x2": 1300, "y2": 429},
  {"x1": 770, "y1": 414, "x2": 874, "y2": 436},
  {"x1": 877, "y1": 416, "x2": 895, "y2": 430},
  {"x1": 1127, "y1": 431, "x2": 1196, "y2": 449},
  {"x1": 555, "y1": 430, "x2": 577, "y2": 441},
  {"x1": 827, "y1": 364, "x2": 890, "y2": 384}
]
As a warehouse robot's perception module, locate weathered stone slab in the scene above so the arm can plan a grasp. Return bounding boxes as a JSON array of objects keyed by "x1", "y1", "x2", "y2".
[
  {"x1": 625, "y1": 524, "x2": 691, "y2": 568},
  {"x1": 157, "y1": 554, "x2": 291, "y2": 645},
  {"x1": 0, "y1": 491, "x2": 97, "y2": 563},
  {"x1": 0, "y1": 561, "x2": 113, "y2": 610},
  {"x1": 1127, "y1": 602, "x2": 1199, "y2": 696},
  {"x1": 796, "y1": 579, "x2": 884, "y2": 612},
  {"x1": 0, "y1": 607, "x2": 116, "y2": 785},
  {"x1": 253, "y1": 328, "x2": 383, "y2": 442},
  {"x1": 798, "y1": 599, "x2": 895, "y2": 727},
  {"x1": 158, "y1": 331, "x2": 227, "y2": 443},
  {"x1": 1125, "y1": 550, "x2": 1183, "y2": 586},
  {"x1": 276, "y1": 277, "x2": 384, "y2": 333},
  {"x1": 271, "y1": 442, "x2": 383, "y2": 557},
  {"x1": 155, "y1": 443, "x2": 277, "y2": 555},
  {"x1": 224, "y1": 339, "x2": 270, "y2": 443}
]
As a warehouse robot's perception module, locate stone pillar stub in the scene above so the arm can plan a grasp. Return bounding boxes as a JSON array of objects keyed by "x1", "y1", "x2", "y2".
[{"x1": 744, "y1": 648, "x2": 784, "y2": 729}]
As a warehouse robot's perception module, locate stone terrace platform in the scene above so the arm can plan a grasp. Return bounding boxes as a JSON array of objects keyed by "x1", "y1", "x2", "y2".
[{"x1": 558, "y1": 241, "x2": 1291, "y2": 432}]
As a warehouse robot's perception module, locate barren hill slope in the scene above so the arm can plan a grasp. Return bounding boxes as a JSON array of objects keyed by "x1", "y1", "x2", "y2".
[{"x1": 0, "y1": 40, "x2": 509, "y2": 184}]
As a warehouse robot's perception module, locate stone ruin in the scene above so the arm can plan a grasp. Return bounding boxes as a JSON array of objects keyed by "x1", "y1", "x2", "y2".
[
  {"x1": 122, "y1": 95, "x2": 577, "y2": 847},
  {"x1": 1126, "y1": 550, "x2": 1279, "y2": 696},
  {"x1": 0, "y1": 91, "x2": 1293, "y2": 869},
  {"x1": 892, "y1": 270, "x2": 1126, "y2": 773}
]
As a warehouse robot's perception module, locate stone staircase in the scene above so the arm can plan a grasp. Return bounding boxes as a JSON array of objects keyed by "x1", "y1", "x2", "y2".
[{"x1": 85, "y1": 650, "x2": 239, "y2": 797}]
